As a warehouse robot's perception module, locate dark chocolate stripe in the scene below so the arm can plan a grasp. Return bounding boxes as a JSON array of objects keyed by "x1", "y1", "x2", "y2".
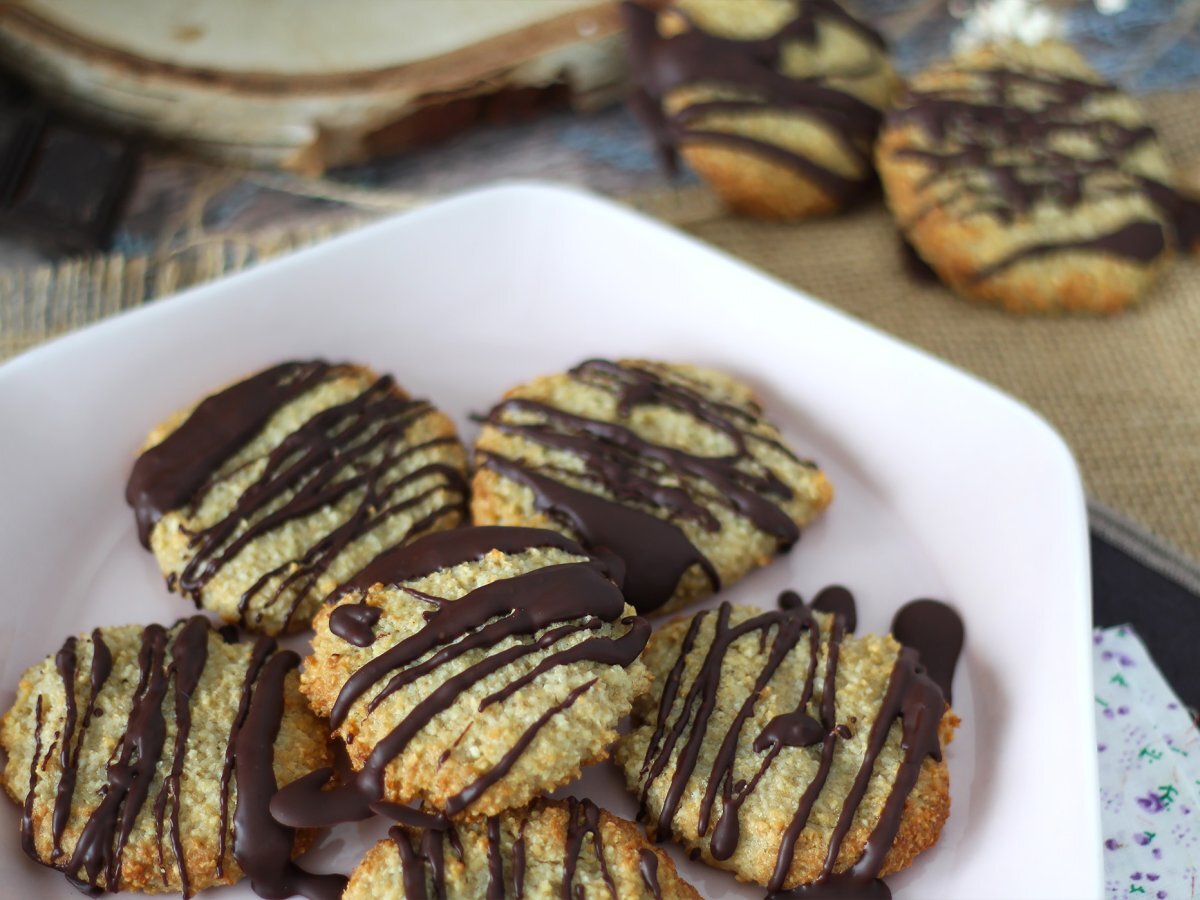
[
  {"x1": 639, "y1": 848, "x2": 664, "y2": 900},
  {"x1": 232, "y1": 647, "x2": 347, "y2": 900},
  {"x1": 563, "y1": 796, "x2": 618, "y2": 899},
  {"x1": 127, "y1": 361, "x2": 331, "y2": 547},
  {"x1": 271, "y1": 527, "x2": 648, "y2": 828}
]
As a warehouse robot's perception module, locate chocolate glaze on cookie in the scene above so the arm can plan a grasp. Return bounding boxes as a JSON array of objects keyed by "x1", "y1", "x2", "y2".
[
  {"x1": 889, "y1": 65, "x2": 1200, "y2": 274},
  {"x1": 271, "y1": 527, "x2": 650, "y2": 827},
  {"x1": 622, "y1": 0, "x2": 886, "y2": 204},
  {"x1": 19, "y1": 617, "x2": 343, "y2": 899},
  {"x1": 479, "y1": 359, "x2": 809, "y2": 613},
  {"x1": 637, "y1": 589, "x2": 961, "y2": 898},
  {"x1": 126, "y1": 360, "x2": 468, "y2": 631}
]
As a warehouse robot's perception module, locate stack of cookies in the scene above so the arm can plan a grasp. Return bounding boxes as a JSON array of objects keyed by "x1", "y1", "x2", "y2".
[
  {"x1": 624, "y1": 0, "x2": 1200, "y2": 313},
  {"x1": 2, "y1": 356, "x2": 962, "y2": 899}
]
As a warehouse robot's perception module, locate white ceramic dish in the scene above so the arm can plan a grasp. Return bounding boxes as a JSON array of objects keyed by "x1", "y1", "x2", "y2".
[{"x1": 0, "y1": 183, "x2": 1099, "y2": 899}]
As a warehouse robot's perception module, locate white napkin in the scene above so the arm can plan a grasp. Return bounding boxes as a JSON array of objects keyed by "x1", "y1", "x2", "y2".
[{"x1": 1095, "y1": 625, "x2": 1200, "y2": 899}]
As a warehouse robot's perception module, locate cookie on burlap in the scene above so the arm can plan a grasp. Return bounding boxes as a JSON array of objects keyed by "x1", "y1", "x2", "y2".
[
  {"x1": 877, "y1": 41, "x2": 1194, "y2": 313},
  {"x1": 1, "y1": 616, "x2": 339, "y2": 897},
  {"x1": 616, "y1": 598, "x2": 956, "y2": 893},
  {"x1": 126, "y1": 359, "x2": 469, "y2": 635},
  {"x1": 296, "y1": 526, "x2": 651, "y2": 821},
  {"x1": 624, "y1": 0, "x2": 897, "y2": 219},
  {"x1": 472, "y1": 359, "x2": 833, "y2": 616},
  {"x1": 345, "y1": 797, "x2": 701, "y2": 899}
]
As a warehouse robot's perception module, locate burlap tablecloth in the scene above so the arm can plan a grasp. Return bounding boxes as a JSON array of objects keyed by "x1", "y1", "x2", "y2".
[{"x1": 3, "y1": 87, "x2": 1199, "y2": 562}]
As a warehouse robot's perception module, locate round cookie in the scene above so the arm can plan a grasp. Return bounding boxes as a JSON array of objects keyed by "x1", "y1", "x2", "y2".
[
  {"x1": 344, "y1": 797, "x2": 702, "y2": 899},
  {"x1": 615, "y1": 595, "x2": 956, "y2": 893},
  {"x1": 0, "y1": 616, "x2": 340, "y2": 898},
  {"x1": 877, "y1": 40, "x2": 1193, "y2": 313},
  {"x1": 279, "y1": 526, "x2": 650, "y2": 825},
  {"x1": 126, "y1": 359, "x2": 469, "y2": 635},
  {"x1": 624, "y1": 0, "x2": 897, "y2": 219},
  {"x1": 471, "y1": 359, "x2": 833, "y2": 616}
]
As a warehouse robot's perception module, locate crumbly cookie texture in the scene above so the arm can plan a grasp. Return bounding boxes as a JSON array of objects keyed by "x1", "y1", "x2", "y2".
[
  {"x1": 472, "y1": 359, "x2": 832, "y2": 616},
  {"x1": 616, "y1": 603, "x2": 956, "y2": 891},
  {"x1": 878, "y1": 41, "x2": 1179, "y2": 313},
  {"x1": 129, "y1": 360, "x2": 468, "y2": 635},
  {"x1": 344, "y1": 797, "x2": 702, "y2": 900},
  {"x1": 1, "y1": 618, "x2": 329, "y2": 895},
  {"x1": 302, "y1": 527, "x2": 651, "y2": 819},
  {"x1": 625, "y1": 0, "x2": 897, "y2": 219}
]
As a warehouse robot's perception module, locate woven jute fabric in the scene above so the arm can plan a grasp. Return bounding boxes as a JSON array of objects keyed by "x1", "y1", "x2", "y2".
[{"x1": 2, "y1": 88, "x2": 1199, "y2": 561}]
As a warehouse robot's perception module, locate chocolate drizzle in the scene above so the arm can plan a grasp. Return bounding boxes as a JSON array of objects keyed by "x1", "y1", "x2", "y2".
[
  {"x1": 479, "y1": 359, "x2": 809, "y2": 612},
  {"x1": 125, "y1": 360, "x2": 467, "y2": 631},
  {"x1": 888, "y1": 62, "x2": 1200, "y2": 278},
  {"x1": 622, "y1": 0, "x2": 888, "y2": 203},
  {"x1": 635, "y1": 588, "x2": 961, "y2": 898},
  {"x1": 386, "y1": 797, "x2": 624, "y2": 899},
  {"x1": 890, "y1": 598, "x2": 964, "y2": 704},
  {"x1": 271, "y1": 527, "x2": 649, "y2": 827},
  {"x1": 17, "y1": 617, "x2": 339, "y2": 899}
]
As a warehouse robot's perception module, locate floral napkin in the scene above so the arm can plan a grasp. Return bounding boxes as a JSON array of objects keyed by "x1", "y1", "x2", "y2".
[{"x1": 1096, "y1": 625, "x2": 1200, "y2": 899}]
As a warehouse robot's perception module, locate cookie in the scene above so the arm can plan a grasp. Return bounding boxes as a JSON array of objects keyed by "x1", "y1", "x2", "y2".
[
  {"x1": 274, "y1": 526, "x2": 650, "y2": 826},
  {"x1": 126, "y1": 359, "x2": 469, "y2": 635},
  {"x1": 471, "y1": 359, "x2": 833, "y2": 616},
  {"x1": 623, "y1": 0, "x2": 897, "y2": 219},
  {"x1": 0, "y1": 616, "x2": 342, "y2": 898},
  {"x1": 615, "y1": 591, "x2": 958, "y2": 893},
  {"x1": 344, "y1": 796, "x2": 701, "y2": 899},
  {"x1": 877, "y1": 40, "x2": 1200, "y2": 313}
]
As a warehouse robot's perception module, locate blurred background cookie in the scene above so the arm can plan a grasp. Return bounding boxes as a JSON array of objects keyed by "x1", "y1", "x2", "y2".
[
  {"x1": 292, "y1": 527, "x2": 650, "y2": 823},
  {"x1": 878, "y1": 41, "x2": 1197, "y2": 314},
  {"x1": 126, "y1": 360, "x2": 468, "y2": 635},
  {"x1": 623, "y1": 0, "x2": 897, "y2": 219},
  {"x1": 345, "y1": 797, "x2": 700, "y2": 899},
  {"x1": 1, "y1": 617, "x2": 336, "y2": 897},
  {"x1": 473, "y1": 359, "x2": 832, "y2": 616}
]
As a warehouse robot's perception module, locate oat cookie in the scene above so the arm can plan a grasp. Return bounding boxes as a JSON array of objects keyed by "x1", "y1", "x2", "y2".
[
  {"x1": 878, "y1": 41, "x2": 1200, "y2": 313},
  {"x1": 278, "y1": 526, "x2": 650, "y2": 825},
  {"x1": 1, "y1": 616, "x2": 339, "y2": 898},
  {"x1": 344, "y1": 796, "x2": 701, "y2": 899},
  {"x1": 126, "y1": 359, "x2": 469, "y2": 635},
  {"x1": 616, "y1": 592, "x2": 957, "y2": 893},
  {"x1": 624, "y1": 0, "x2": 897, "y2": 219},
  {"x1": 471, "y1": 359, "x2": 832, "y2": 616}
]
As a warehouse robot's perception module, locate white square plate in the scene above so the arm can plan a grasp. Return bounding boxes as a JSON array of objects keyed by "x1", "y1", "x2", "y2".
[{"x1": 0, "y1": 183, "x2": 1099, "y2": 899}]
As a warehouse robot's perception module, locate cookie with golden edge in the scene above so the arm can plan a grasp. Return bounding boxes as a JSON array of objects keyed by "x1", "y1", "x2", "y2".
[
  {"x1": 300, "y1": 526, "x2": 651, "y2": 821},
  {"x1": 1, "y1": 617, "x2": 335, "y2": 897},
  {"x1": 615, "y1": 598, "x2": 957, "y2": 892},
  {"x1": 472, "y1": 359, "x2": 832, "y2": 616},
  {"x1": 624, "y1": 0, "x2": 897, "y2": 219},
  {"x1": 345, "y1": 796, "x2": 702, "y2": 899},
  {"x1": 877, "y1": 41, "x2": 1184, "y2": 313},
  {"x1": 126, "y1": 359, "x2": 469, "y2": 636}
]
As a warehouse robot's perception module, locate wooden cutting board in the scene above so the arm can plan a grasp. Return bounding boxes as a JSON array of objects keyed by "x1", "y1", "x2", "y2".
[{"x1": 0, "y1": 0, "x2": 627, "y2": 173}]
